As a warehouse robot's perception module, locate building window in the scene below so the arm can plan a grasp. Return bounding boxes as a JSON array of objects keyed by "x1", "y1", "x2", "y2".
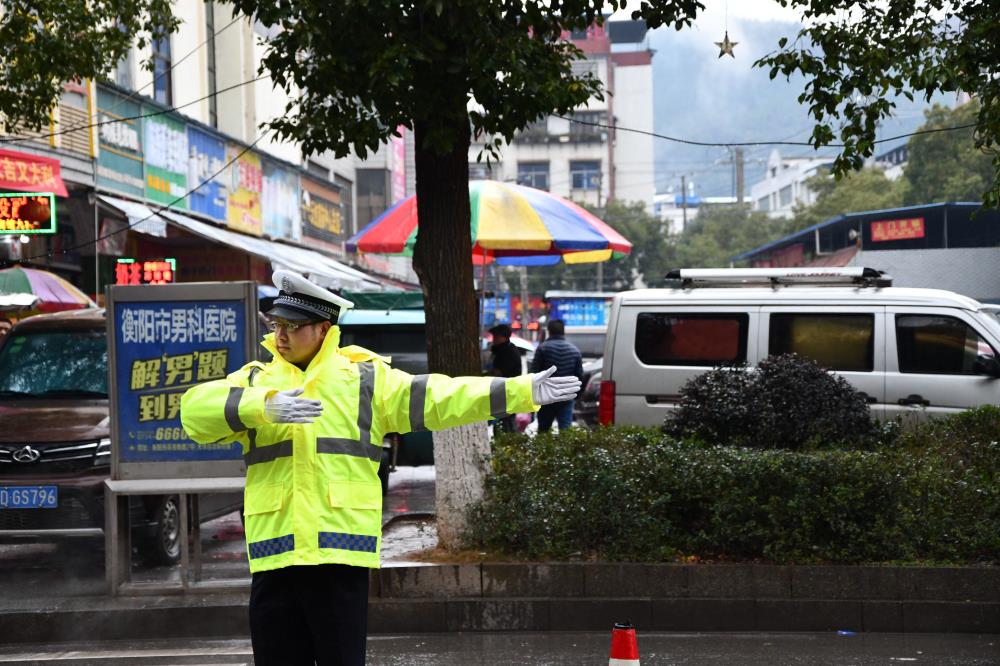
[
  {"x1": 568, "y1": 111, "x2": 605, "y2": 142},
  {"x1": 779, "y1": 184, "x2": 793, "y2": 207},
  {"x1": 469, "y1": 162, "x2": 497, "y2": 181},
  {"x1": 357, "y1": 168, "x2": 390, "y2": 228},
  {"x1": 306, "y1": 160, "x2": 330, "y2": 180},
  {"x1": 152, "y1": 36, "x2": 172, "y2": 105},
  {"x1": 205, "y1": 1, "x2": 218, "y2": 127},
  {"x1": 114, "y1": 50, "x2": 134, "y2": 90},
  {"x1": 570, "y1": 60, "x2": 599, "y2": 78},
  {"x1": 335, "y1": 174, "x2": 353, "y2": 236},
  {"x1": 517, "y1": 162, "x2": 549, "y2": 190},
  {"x1": 570, "y1": 161, "x2": 602, "y2": 190},
  {"x1": 757, "y1": 196, "x2": 770, "y2": 212}
]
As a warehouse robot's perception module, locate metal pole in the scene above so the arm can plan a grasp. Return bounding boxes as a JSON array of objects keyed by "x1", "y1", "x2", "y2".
[
  {"x1": 681, "y1": 175, "x2": 688, "y2": 230},
  {"x1": 94, "y1": 195, "x2": 100, "y2": 302},
  {"x1": 735, "y1": 147, "x2": 745, "y2": 204}
]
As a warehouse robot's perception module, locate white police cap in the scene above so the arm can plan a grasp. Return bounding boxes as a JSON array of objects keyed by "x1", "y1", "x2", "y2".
[{"x1": 267, "y1": 270, "x2": 355, "y2": 323}]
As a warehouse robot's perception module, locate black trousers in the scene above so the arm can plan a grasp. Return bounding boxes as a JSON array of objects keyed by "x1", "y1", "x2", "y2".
[{"x1": 249, "y1": 563, "x2": 369, "y2": 666}]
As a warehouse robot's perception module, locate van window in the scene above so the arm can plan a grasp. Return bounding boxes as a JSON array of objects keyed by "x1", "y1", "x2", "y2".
[
  {"x1": 635, "y1": 313, "x2": 748, "y2": 366},
  {"x1": 769, "y1": 313, "x2": 874, "y2": 372},
  {"x1": 896, "y1": 314, "x2": 996, "y2": 375},
  {"x1": 0, "y1": 330, "x2": 107, "y2": 396}
]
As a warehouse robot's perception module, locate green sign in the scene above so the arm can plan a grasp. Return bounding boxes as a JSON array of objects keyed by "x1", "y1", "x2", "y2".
[{"x1": 0, "y1": 192, "x2": 56, "y2": 234}]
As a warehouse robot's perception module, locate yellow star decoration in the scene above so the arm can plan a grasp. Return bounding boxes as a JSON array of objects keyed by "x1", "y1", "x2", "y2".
[{"x1": 715, "y1": 30, "x2": 738, "y2": 58}]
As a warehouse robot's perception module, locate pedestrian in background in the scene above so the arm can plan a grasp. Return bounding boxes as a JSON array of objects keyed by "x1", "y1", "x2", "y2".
[
  {"x1": 487, "y1": 323, "x2": 522, "y2": 433},
  {"x1": 530, "y1": 319, "x2": 583, "y2": 432},
  {"x1": 181, "y1": 270, "x2": 580, "y2": 666}
]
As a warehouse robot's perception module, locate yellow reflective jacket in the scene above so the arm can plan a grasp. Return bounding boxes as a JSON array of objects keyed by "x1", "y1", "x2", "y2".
[{"x1": 180, "y1": 327, "x2": 537, "y2": 573}]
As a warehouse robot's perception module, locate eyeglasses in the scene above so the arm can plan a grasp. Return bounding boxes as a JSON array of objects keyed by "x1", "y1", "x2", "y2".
[{"x1": 267, "y1": 319, "x2": 314, "y2": 333}]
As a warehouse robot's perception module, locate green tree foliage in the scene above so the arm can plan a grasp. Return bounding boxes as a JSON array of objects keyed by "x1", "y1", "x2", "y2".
[
  {"x1": 785, "y1": 168, "x2": 905, "y2": 234},
  {"x1": 903, "y1": 101, "x2": 995, "y2": 206},
  {"x1": 748, "y1": 0, "x2": 1000, "y2": 207},
  {"x1": 669, "y1": 204, "x2": 786, "y2": 268},
  {"x1": 0, "y1": 0, "x2": 177, "y2": 133}
]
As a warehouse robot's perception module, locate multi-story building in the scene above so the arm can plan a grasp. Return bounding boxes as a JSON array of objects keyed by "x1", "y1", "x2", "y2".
[
  {"x1": 0, "y1": 3, "x2": 417, "y2": 300},
  {"x1": 750, "y1": 149, "x2": 834, "y2": 219},
  {"x1": 468, "y1": 20, "x2": 656, "y2": 213}
]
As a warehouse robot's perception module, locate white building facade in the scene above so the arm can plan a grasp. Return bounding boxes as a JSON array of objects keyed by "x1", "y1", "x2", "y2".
[
  {"x1": 750, "y1": 149, "x2": 833, "y2": 219},
  {"x1": 468, "y1": 21, "x2": 656, "y2": 213}
]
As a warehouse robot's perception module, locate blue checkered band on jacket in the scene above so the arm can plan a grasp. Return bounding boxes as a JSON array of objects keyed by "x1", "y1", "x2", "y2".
[
  {"x1": 318, "y1": 531, "x2": 378, "y2": 553},
  {"x1": 248, "y1": 534, "x2": 295, "y2": 559}
]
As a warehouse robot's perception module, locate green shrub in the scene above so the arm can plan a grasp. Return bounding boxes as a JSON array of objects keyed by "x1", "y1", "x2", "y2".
[
  {"x1": 665, "y1": 354, "x2": 879, "y2": 451},
  {"x1": 466, "y1": 415, "x2": 1000, "y2": 564}
]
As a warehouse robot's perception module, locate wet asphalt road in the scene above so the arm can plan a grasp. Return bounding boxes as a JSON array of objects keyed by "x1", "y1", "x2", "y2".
[{"x1": 0, "y1": 632, "x2": 997, "y2": 665}]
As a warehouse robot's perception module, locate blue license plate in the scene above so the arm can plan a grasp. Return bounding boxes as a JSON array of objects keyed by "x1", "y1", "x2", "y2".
[{"x1": 0, "y1": 486, "x2": 58, "y2": 509}]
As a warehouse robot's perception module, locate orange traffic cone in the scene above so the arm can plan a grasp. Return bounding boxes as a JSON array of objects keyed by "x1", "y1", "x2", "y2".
[{"x1": 609, "y1": 622, "x2": 640, "y2": 665}]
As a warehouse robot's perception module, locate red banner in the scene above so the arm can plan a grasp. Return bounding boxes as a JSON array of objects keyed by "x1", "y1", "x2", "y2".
[
  {"x1": 871, "y1": 217, "x2": 925, "y2": 242},
  {"x1": 0, "y1": 148, "x2": 69, "y2": 197}
]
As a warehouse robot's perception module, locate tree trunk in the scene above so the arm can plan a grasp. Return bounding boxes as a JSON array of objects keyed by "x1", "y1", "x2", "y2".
[{"x1": 411, "y1": 118, "x2": 491, "y2": 550}]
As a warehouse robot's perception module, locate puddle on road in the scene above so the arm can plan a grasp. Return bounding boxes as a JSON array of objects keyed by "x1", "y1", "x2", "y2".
[{"x1": 381, "y1": 518, "x2": 438, "y2": 562}]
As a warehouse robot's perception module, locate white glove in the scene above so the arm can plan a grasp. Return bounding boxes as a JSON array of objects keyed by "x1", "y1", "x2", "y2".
[
  {"x1": 531, "y1": 366, "x2": 582, "y2": 405},
  {"x1": 264, "y1": 388, "x2": 323, "y2": 424}
]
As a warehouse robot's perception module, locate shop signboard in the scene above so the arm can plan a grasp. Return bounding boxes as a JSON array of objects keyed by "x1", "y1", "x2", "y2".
[
  {"x1": 872, "y1": 217, "x2": 925, "y2": 242},
  {"x1": 262, "y1": 161, "x2": 300, "y2": 240},
  {"x1": 547, "y1": 296, "x2": 610, "y2": 327},
  {"x1": 300, "y1": 175, "x2": 344, "y2": 245},
  {"x1": 226, "y1": 144, "x2": 262, "y2": 236},
  {"x1": 114, "y1": 258, "x2": 176, "y2": 285},
  {"x1": 96, "y1": 89, "x2": 144, "y2": 198},
  {"x1": 187, "y1": 126, "x2": 228, "y2": 221},
  {"x1": 107, "y1": 282, "x2": 258, "y2": 479},
  {"x1": 144, "y1": 113, "x2": 188, "y2": 208},
  {"x1": 480, "y1": 293, "x2": 511, "y2": 327},
  {"x1": 0, "y1": 149, "x2": 69, "y2": 197},
  {"x1": 0, "y1": 192, "x2": 56, "y2": 234}
]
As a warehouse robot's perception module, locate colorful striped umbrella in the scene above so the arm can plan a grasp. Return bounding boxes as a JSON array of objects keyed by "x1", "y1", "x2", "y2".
[
  {"x1": 346, "y1": 180, "x2": 632, "y2": 266},
  {"x1": 0, "y1": 266, "x2": 96, "y2": 313}
]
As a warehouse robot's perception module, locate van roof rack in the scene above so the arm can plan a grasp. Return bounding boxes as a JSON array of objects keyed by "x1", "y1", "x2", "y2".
[{"x1": 664, "y1": 267, "x2": 892, "y2": 288}]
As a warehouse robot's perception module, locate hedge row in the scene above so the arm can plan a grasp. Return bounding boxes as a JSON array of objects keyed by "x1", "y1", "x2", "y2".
[{"x1": 465, "y1": 409, "x2": 1000, "y2": 564}]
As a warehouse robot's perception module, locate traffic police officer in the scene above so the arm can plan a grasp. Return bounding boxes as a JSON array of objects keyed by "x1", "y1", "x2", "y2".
[{"x1": 180, "y1": 270, "x2": 580, "y2": 666}]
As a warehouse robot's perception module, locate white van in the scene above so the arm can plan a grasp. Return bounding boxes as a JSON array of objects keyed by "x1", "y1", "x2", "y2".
[{"x1": 599, "y1": 268, "x2": 1000, "y2": 427}]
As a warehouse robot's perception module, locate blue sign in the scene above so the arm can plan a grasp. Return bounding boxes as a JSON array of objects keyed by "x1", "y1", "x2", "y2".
[
  {"x1": 113, "y1": 300, "x2": 247, "y2": 462},
  {"x1": 548, "y1": 297, "x2": 609, "y2": 327},
  {"x1": 481, "y1": 294, "x2": 511, "y2": 327},
  {"x1": 187, "y1": 126, "x2": 228, "y2": 221}
]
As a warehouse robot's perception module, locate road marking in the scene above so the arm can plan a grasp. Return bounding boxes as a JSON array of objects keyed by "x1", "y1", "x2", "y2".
[{"x1": 0, "y1": 645, "x2": 252, "y2": 663}]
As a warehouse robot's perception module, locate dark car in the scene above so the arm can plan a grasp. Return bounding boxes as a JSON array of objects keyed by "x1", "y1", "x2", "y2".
[{"x1": 0, "y1": 308, "x2": 242, "y2": 565}]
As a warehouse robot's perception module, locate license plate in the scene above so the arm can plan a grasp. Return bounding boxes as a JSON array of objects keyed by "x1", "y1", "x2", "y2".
[{"x1": 0, "y1": 486, "x2": 58, "y2": 509}]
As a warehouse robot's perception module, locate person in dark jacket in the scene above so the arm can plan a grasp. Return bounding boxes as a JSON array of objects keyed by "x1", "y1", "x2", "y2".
[
  {"x1": 488, "y1": 323, "x2": 522, "y2": 432},
  {"x1": 530, "y1": 319, "x2": 583, "y2": 432}
]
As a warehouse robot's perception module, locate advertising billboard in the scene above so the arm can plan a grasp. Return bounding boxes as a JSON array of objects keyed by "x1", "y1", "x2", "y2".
[
  {"x1": 0, "y1": 193, "x2": 56, "y2": 234},
  {"x1": 96, "y1": 89, "x2": 145, "y2": 198},
  {"x1": 300, "y1": 175, "x2": 344, "y2": 245},
  {"x1": 107, "y1": 282, "x2": 259, "y2": 480},
  {"x1": 226, "y1": 144, "x2": 263, "y2": 236},
  {"x1": 262, "y1": 161, "x2": 300, "y2": 240},
  {"x1": 143, "y1": 113, "x2": 188, "y2": 208},
  {"x1": 187, "y1": 126, "x2": 228, "y2": 221}
]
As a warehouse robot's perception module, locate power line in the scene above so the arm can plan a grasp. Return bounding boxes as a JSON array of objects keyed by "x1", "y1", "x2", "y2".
[
  {"x1": 554, "y1": 114, "x2": 978, "y2": 148},
  {"x1": 1, "y1": 74, "x2": 270, "y2": 147},
  {"x1": 4, "y1": 131, "x2": 269, "y2": 267}
]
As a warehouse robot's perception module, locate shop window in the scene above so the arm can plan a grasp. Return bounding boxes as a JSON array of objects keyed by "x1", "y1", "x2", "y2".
[
  {"x1": 769, "y1": 313, "x2": 874, "y2": 372},
  {"x1": 896, "y1": 314, "x2": 996, "y2": 375},
  {"x1": 635, "y1": 312, "x2": 748, "y2": 366}
]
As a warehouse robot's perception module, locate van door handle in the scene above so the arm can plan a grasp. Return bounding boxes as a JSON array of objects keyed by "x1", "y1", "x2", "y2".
[{"x1": 898, "y1": 394, "x2": 930, "y2": 407}]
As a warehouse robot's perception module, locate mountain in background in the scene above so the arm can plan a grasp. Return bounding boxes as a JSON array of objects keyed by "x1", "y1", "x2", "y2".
[{"x1": 647, "y1": 18, "x2": 947, "y2": 199}]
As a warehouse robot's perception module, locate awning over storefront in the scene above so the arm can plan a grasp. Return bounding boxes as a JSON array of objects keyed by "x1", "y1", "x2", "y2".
[
  {"x1": 98, "y1": 194, "x2": 169, "y2": 238},
  {"x1": 158, "y1": 208, "x2": 383, "y2": 291}
]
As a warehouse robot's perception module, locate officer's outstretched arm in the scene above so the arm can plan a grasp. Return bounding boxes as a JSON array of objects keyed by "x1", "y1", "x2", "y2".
[
  {"x1": 378, "y1": 365, "x2": 538, "y2": 434},
  {"x1": 180, "y1": 364, "x2": 275, "y2": 445}
]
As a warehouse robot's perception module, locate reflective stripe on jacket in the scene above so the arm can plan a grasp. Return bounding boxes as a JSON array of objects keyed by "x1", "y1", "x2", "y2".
[{"x1": 180, "y1": 327, "x2": 537, "y2": 573}]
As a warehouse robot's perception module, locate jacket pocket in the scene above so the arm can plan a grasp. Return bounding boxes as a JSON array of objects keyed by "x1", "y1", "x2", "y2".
[
  {"x1": 244, "y1": 483, "x2": 284, "y2": 516},
  {"x1": 328, "y1": 481, "x2": 381, "y2": 510}
]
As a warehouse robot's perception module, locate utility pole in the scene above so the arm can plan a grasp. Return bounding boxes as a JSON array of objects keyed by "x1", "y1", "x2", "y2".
[
  {"x1": 596, "y1": 172, "x2": 603, "y2": 291},
  {"x1": 680, "y1": 174, "x2": 688, "y2": 230},
  {"x1": 735, "y1": 147, "x2": 745, "y2": 204}
]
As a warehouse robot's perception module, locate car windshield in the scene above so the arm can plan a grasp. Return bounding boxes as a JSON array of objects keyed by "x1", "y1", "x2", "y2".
[
  {"x1": 565, "y1": 333, "x2": 606, "y2": 358},
  {"x1": 339, "y1": 326, "x2": 426, "y2": 354},
  {"x1": 0, "y1": 330, "x2": 108, "y2": 397}
]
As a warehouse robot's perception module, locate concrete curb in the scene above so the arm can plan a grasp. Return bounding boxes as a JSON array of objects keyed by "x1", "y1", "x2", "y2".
[{"x1": 1, "y1": 563, "x2": 997, "y2": 643}]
